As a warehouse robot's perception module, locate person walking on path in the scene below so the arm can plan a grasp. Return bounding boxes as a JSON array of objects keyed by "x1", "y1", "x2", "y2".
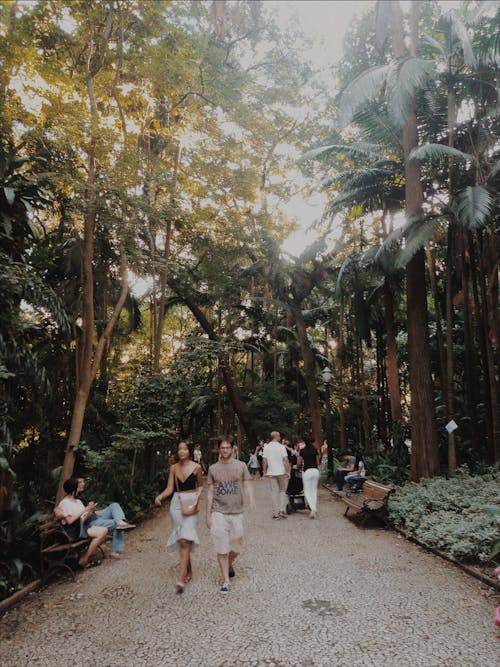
[
  {"x1": 75, "y1": 477, "x2": 135, "y2": 559},
  {"x1": 262, "y1": 431, "x2": 290, "y2": 519},
  {"x1": 206, "y1": 436, "x2": 255, "y2": 594},
  {"x1": 256, "y1": 439, "x2": 264, "y2": 478},
  {"x1": 297, "y1": 435, "x2": 320, "y2": 518},
  {"x1": 248, "y1": 449, "x2": 259, "y2": 479},
  {"x1": 155, "y1": 441, "x2": 203, "y2": 594}
]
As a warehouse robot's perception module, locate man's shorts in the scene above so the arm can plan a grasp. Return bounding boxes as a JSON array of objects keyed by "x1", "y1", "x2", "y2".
[{"x1": 210, "y1": 511, "x2": 243, "y2": 554}]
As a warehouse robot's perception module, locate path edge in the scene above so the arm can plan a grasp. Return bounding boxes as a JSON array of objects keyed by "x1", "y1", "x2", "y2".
[{"x1": 322, "y1": 483, "x2": 499, "y2": 592}]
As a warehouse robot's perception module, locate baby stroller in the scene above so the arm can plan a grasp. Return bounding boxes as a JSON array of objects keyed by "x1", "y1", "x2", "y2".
[{"x1": 286, "y1": 468, "x2": 307, "y2": 513}]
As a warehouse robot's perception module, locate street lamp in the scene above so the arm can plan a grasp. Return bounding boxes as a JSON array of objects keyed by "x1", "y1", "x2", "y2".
[{"x1": 322, "y1": 366, "x2": 334, "y2": 484}]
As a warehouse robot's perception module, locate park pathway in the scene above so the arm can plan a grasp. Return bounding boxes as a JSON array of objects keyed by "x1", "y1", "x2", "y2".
[{"x1": 0, "y1": 480, "x2": 498, "y2": 667}]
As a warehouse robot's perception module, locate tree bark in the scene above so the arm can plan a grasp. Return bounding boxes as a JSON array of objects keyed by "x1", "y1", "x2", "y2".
[
  {"x1": 289, "y1": 304, "x2": 323, "y2": 447},
  {"x1": 393, "y1": 1, "x2": 439, "y2": 479},
  {"x1": 384, "y1": 282, "x2": 402, "y2": 423}
]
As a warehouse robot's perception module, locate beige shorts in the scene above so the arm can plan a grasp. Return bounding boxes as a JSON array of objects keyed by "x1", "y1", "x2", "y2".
[{"x1": 210, "y1": 512, "x2": 243, "y2": 554}]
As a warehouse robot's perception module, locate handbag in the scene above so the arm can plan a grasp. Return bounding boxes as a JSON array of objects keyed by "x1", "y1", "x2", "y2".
[{"x1": 175, "y1": 473, "x2": 200, "y2": 516}]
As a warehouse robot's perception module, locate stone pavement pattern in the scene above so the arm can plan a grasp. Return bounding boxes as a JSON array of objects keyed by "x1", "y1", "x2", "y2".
[{"x1": 1, "y1": 481, "x2": 498, "y2": 667}]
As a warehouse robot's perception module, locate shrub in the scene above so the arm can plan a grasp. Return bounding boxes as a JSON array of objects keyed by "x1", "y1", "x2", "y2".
[{"x1": 389, "y1": 468, "x2": 499, "y2": 564}]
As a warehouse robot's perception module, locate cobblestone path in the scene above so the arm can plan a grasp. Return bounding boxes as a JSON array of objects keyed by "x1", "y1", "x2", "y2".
[{"x1": 1, "y1": 481, "x2": 498, "y2": 667}]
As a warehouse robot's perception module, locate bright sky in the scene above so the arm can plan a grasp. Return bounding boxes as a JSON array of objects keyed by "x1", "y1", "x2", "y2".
[{"x1": 271, "y1": 0, "x2": 375, "y2": 256}]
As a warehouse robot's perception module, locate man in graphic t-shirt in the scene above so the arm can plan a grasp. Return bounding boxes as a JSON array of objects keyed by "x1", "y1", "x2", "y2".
[{"x1": 206, "y1": 436, "x2": 255, "y2": 594}]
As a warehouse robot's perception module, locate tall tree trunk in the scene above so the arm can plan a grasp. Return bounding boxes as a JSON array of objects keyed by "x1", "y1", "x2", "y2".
[
  {"x1": 153, "y1": 141, "x2": 181, "y2": 372},
  {"x1": 337, "y1": 296, "x2": 346, "y2": 452},
  {"x1": 445, "y1": 78, "x2": 458, "y2": 476},
  {"x1": 469, "y1": 232, "x2": 494, "y2": 455},
  {"x1": 57, "y1": 259, "x2": 129, "y2": 502},
  {"x1": 393, "y1": 1, "x2": 439, "y2": 479},
  {"x1": 384, "y1": 282, "x2": 402, "y2": 423},
  {"x1": 57, "y1": 8, "x2": 132, "y2": 502},
  {"x1": 289, "y1": 304, "x2": 324, "y2": 447},
  {"x1": 358, "y1": 335, "x2": 371, "y2": 452},
  {"x1": 425, "y1": 246, "x2": 447, "y2": 393},
  {"x1": 478, "y1": 231, "x2": 500, "y2": 461},
  {"x1": 459, "y1": 230, "x2": 479, "y2": 445}
]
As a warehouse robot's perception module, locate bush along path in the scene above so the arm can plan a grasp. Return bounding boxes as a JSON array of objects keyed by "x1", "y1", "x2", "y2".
[
  {"x1": 0, "y1": 480, "x2": 499, "y2": 667},
  {"x1": 388, "y1": 468, "x2": 500, "y2": 576}
]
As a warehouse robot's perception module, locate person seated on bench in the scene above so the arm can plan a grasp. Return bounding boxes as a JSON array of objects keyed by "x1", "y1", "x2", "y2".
[
  {"x1": 55, "y1": 477, "x2": 135, "y2": 560},
  {"x1": 56, "y1": 478, "x2": 108, "y2": 569},
  {"x1": 344, "y1": 453, "x2": 366, "y2": 489},
  {"x1": 76, "y1": 477, "x2": 135, "y2": 559},
  {"x1": 335, "y1": 452, "x2": 356, "y2": 491}
]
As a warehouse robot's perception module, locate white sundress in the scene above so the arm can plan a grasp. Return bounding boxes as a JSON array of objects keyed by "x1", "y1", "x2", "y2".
[{"x1": 166, "y1": 473, "x2": 200, "y2": 550}]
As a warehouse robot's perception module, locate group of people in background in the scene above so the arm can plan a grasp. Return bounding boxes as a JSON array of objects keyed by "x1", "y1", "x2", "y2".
[{"x1": 249, "y1": 432, "x2": 322, "y2": 519}]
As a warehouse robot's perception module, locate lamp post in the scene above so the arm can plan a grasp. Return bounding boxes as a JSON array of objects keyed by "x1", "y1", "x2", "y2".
[{"x1": 322, "y1": 366, "x2": 334, "y2": 484}]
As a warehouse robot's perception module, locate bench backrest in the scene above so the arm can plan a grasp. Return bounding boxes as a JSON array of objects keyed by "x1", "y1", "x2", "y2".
[
  {"x1": 362, "y1": 480, "x2": 394, "y2": 500},
  {"x1": 38, "y1": 513, "x2": 60, "y2": 533}
]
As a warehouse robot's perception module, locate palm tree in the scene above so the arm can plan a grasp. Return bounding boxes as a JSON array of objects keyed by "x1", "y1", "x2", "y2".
[{"x1": 332, "y1": 0, "x2": 442, "y2": 479}]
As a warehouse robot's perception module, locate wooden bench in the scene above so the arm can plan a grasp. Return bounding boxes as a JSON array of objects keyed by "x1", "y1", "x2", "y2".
[
  {"x1": 340, "y1": 480, "x2": 394, "y2": 526},
  {"x1": 38, "y1": 514, "x2": 105, "y2": 582}
]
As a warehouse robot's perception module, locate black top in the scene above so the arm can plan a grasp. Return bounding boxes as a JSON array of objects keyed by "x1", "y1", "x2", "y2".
[
  {"x1": 300, "y1": 446, "x2": 319, "y2": 471},
  {"x1": 176, "y1": 471, "x2": 198, "y2": 491}
]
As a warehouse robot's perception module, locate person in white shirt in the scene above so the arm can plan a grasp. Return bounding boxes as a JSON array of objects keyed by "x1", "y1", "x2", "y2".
[
  {"x1": 262, "y1": 431, "x2": 290, "y2": 519},
  {"x1": 56, "y1": 478, "x2": 108, "y2": 569}
]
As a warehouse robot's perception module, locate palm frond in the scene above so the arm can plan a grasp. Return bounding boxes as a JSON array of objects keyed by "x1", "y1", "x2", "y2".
[
  {"x1": 302, "y1": 142, "x2": 384, "y2": 163},
  {"x1": 408, "y1": 143, "x2": 476, "y2": 165},
  {"x1": 422, "y1": 33, "x2": 446, "y2": 58},
  {"x1": 386, "y1": 57, "x2": 436, "y2": 127},
  {"x1": 454, "y1": 185, "x2": 493, "y2": 229},
  {"x1": 394, "y1": 216, "x2": 448, "y2": 269},
  {"x1": 374, "y1": 226, "x2": 405, "y2": 275},
  {"x1": 335, "y1": 256, "x2": 354, "y2": 297},
  {"x1": 353, "y1": 105, "x2": 403, "y2": 151},
  {"x1": 442, "y1": 11, "x2": 476, "y2": 67},
  {"x1": 487, "y1": 161, "x2": 500, "y2": 183},
  {"x1": 338, "y1": 64, "x2": 390, "y2": 128}
]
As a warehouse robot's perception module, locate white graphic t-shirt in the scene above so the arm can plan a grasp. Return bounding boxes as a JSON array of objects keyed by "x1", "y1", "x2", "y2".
[{"x1": 207, "y1": 459, "x2": 250, "y2": 514}]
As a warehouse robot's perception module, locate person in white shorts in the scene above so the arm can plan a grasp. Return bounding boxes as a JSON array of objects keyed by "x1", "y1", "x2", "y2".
[{"x1": 206, "y1": 436, "x2": 255, "y2": 593}]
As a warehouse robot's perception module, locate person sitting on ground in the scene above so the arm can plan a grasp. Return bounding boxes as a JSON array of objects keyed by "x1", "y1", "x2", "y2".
[
  {"x1": 335, "y1": 452, "x2": 356, "y2": 491},
  {"x1": 344, "y1": 453, "x2": 366, "y2": 489},
  {"x1": 56, "y1": 478, "x2": 108, "y2": 569},
  {"x1": 75, "y1": 477, "x2": 135, "y2": 559}
]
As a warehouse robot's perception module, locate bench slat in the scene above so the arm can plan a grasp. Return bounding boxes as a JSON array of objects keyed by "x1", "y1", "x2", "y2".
[{"x1": 340, "y1": 479, "x2": 394, "y2": 526}]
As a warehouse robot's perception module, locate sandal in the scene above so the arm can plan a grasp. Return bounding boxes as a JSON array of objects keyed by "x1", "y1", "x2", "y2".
[{"x1": 175, "y1": 582, "x2": 185, "y2": 595}]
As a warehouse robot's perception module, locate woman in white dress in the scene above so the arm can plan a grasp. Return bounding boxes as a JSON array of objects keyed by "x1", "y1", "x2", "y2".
[{"x1": 155, "y1": 442, "x2": 203, "y2": 594}]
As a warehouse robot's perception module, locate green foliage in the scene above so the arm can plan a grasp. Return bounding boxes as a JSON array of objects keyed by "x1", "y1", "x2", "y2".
[
  {"x1": 0, "y1": 507, "x2": 40, "y2": 602},
  {"x1": 389, "y1": 468, "x2": 500, "y2": 564},
  {"x1": 365, "y1": 441, "x2": 411, "y2": 486},
  {"x1": 245, "y1": 383, "x2": 299, "y2": 440}
]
